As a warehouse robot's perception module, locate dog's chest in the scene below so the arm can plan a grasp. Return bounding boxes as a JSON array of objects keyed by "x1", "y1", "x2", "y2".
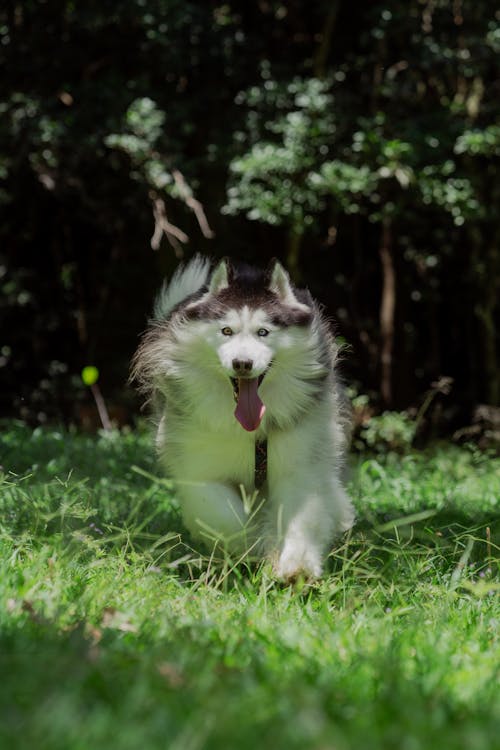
[{"x1": 165, "y1": 420, "x2": 258, "y2": 486}]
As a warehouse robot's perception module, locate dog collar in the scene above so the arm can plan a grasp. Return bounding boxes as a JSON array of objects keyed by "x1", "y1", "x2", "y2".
[{"x1": 255, "y1": 440, "x2": 267, "y2": 489}]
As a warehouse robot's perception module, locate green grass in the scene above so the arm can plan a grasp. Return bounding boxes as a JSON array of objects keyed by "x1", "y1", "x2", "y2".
[{"x1": 1, "y1": 421, "x2": 499, "y2": 750}]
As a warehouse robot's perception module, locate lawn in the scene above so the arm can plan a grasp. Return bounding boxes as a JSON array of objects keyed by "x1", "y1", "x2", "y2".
[{"x1": 0, "y1": 422, "x2": 499, "y2": 750}]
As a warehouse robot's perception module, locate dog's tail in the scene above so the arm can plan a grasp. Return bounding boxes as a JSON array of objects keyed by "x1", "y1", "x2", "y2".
[{"x1": 154, "y1": 255, "x2": 211, "y2": 320}]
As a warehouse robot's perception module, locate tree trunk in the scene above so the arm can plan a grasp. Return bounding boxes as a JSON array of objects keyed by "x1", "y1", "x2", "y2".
[
  {"x1": 287, "y1": 229, "x2": 302, "y2": 282},
  {"x1": 475, "y1": 241, "x2": 500, "y2": 406},
  {"x1": 313, "y1": 1, "x2": 340, "y2": 79},
  {"x1": 379, "y1": 218, "x2": 396, "y2": 406}
]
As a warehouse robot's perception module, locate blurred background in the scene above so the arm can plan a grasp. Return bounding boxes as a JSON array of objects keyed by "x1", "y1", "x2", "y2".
[{"x1": 0, "y1": 0, "x2": 498, "y2": 439}]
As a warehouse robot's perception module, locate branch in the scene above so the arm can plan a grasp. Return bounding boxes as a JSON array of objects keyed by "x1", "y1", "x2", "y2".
[
  {"x1": 90, "y1": 383, "x2": 112, "y2": 431},
  {"x1": 149, "y1": 190, "x2": 188, "y2": 256},
  {"x1": 172, "y1": 169, "x2": 215, "y2": 239}
]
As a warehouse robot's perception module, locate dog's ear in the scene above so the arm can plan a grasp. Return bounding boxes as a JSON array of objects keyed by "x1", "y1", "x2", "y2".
[
  {"x1": 267, "y1": 259, "x2": 291, "y2": 300},
  {"x1": 208, "y1": 257, "x2": 232, "y2": 295},
  {"x1": 267, "y1": 259, "x2": 306, "y2": 308},
  {"x1": 266, "y1": 258, "x2": 311, "y2": 320}
]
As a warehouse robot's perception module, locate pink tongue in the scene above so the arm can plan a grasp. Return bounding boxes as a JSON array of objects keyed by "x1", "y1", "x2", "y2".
[{"x1": 234, "y1": 378, "x2": 266, "y2": 432}]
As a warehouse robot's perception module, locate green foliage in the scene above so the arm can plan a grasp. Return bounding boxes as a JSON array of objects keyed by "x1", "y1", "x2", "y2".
[
  {"x1": 105, "y1": 98, "x2": 174, "y2": 192},
  {"x1": 417, "y1": 162, "x2": 480, "y2": 226},
  {"x1": 356, "y1": 410, "x2": 417, "y2": 453},
  {"x1": 228, "y1": 86, "x2": 486, "y2": 228},
  {"x1": 224, "y1": 77, "x2": 336, "y2": 230},
  {"x1": 0, "y1": 425, "x2": 499, "y2": 750},
  {"x1": 455, "y1": 124, "x2": 500, "y2": 157}
]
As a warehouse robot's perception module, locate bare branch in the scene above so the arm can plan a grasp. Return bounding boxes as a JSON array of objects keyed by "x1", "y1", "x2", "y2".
[
  {"x1": 172, "y1": 169, "x2": 215, "y2": 239},
  {"x1": 149, "y1": 190, "x2": 188, "y2": 256}
]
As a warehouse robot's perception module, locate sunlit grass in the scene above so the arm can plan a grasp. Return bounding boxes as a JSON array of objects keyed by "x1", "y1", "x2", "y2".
[{"x1": 0, "y1": 422, "x2": 499, "y2": 750}]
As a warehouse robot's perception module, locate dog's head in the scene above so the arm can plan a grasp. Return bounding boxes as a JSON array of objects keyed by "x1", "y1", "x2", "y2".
[{"x1": 183, "y1": 259, "x2": 314, "y2": 430}]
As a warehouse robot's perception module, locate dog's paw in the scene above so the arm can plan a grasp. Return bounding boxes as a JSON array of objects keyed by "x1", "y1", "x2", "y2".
[{"x1": 273, "y1": 542, "x2": 323, "y2": 583}]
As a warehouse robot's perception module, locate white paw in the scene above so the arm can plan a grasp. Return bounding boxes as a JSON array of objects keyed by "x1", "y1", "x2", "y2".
[{"x1": 274, "y1": 541, "x2": 323, "y2": 582}]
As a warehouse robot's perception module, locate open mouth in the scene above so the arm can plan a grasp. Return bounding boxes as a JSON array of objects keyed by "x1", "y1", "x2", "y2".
[
  {"x1": 230, "y1": 373, "x2": 266, "y2": 432},
  {"x1": 230, "y1": 373, "x2": 265, "y2": 400}
]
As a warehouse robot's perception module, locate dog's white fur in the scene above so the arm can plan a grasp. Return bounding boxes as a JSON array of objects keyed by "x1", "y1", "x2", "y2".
[{"x1": 133, "y1": 256, "x2": 354, "y2": 580}]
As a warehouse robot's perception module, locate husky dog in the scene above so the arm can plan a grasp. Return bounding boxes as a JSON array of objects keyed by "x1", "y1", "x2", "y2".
[{"x1": 132, "y1": 256, "x2": 354, "y2": 580}]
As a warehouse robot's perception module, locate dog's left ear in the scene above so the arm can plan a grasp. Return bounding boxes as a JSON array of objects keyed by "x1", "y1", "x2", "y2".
[
  {"x1": 208, "y1": 258, "x2": 232, "y2": 295},
  {"x1": 267, "y1": 259, "x2": 309, "y2": 310}
]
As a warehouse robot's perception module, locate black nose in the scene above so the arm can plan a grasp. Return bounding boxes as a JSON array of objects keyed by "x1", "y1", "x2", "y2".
[{"x1": 232, "y1": 358, "x2": 253, "y2": 375}]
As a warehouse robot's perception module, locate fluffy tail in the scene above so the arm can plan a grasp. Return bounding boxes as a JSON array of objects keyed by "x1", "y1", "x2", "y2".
[{"x1": 154, "y1": 255, "x2": 210, "y2": 320}]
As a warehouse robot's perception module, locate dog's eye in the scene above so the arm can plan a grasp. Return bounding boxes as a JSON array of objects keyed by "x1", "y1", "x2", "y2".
[
  {"x1": 221, "y1": 327, "x2": 233, "y2": 336},
  {"x1": 257, "y1": 328, "x2": 269, "y2": 337}
]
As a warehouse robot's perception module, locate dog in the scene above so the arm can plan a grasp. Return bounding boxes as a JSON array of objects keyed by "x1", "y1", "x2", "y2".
[{"x1": 132, "y1": 256, "x2": 354, "y2": 580}]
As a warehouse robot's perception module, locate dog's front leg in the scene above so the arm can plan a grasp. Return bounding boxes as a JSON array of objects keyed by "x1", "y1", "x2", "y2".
[
  {"x1": 267, "y1": 416, "x2": 351, "y2": 581},
  {"x1": 179, "y1": 481, "x2": 260, "y2": 557},
  {"x1": 268, "y1": 479, "x2": 334, "y2": 580}
]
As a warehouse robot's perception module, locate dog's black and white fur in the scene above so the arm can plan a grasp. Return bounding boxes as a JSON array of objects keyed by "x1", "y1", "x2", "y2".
[{"x1": 132, "y1": 256, "x2": 354, "y2": 580}]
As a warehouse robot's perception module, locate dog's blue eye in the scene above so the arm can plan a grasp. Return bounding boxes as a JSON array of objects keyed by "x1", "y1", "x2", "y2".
[
  {"x1": 221, "y1": 327, "x2": 233, "y2": 336},
  {"x1": 257, "y1": 328, "x2": 269, "y2": 337}
]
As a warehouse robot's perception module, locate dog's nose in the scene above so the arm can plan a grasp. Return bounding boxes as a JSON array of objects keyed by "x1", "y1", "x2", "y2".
[{"x1": 232, "y1": 358, "x2": 253, "y2": 375}]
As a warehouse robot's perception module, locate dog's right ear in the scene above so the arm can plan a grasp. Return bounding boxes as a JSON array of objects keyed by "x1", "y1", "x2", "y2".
[{"x1": 208, "y1": 257, "x2": 232, "y2": 295}]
